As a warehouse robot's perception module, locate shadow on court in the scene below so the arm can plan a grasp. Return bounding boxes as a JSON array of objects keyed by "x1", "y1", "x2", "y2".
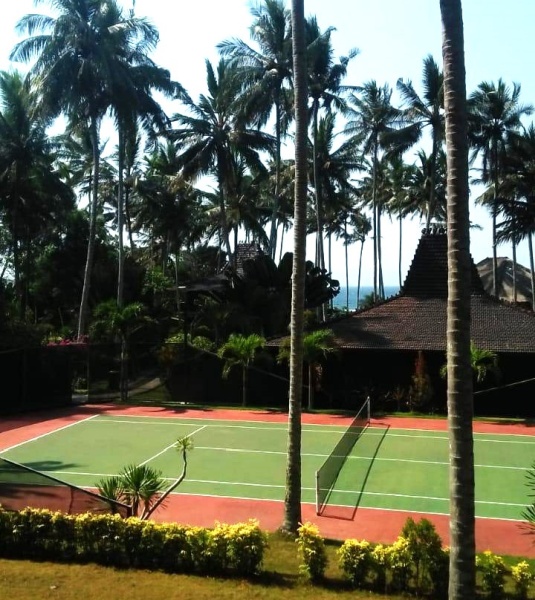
[{"x1": 319, "y1": 424, "x2": 390, "y2": 521}]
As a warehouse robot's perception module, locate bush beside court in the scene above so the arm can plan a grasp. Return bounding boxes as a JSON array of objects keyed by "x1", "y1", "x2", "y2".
[
  {"x1": 0, "y1": 508, "x2": 266, "y2": 577},
  {"x1": 0, "y1": 507, "x2": 533, "y2": 598}
]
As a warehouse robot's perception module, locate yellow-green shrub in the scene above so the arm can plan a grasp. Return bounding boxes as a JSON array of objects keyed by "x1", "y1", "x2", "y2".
[
  {"x1": 296, "y1": 522, "x2": 327, "y2": 581},
  {"x1": 400, "y1": 517, "x2": 448, "y2": 596},
  {"x1": 385, "y1": 536, "x2": 412, "y2": 592},
  {"x1": 476, "y1": 550, "x2": 508, "y2": 598},
  {"x1": 0, "y1": 507, "x2": 266, "y2": 577},
  {"x1": 338, "y1": 539, "x2": 373, "y2": 586},
  {"x1": 370, "y1": 543, "x2": 389, "y2": 591},
  {"x1": 511, "y1": 560, "x2": 534, "y2": 599},
  {"x1": 207, "y1": 521, "x2": 267, "y2": 575}
]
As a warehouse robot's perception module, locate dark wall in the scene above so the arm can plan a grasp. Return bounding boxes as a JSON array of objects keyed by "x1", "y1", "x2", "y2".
[{"x1": 0, "y1": 347, "x2": 74, "y2": 414}]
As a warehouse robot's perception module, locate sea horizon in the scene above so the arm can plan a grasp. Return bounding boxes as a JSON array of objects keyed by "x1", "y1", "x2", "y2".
[{"x1": 333, "y1": 285, "x2": 400, "y2": 310}]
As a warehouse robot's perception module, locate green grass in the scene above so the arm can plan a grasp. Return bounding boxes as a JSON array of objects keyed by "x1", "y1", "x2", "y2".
[{"x1": 1, "y1": 533, "x2": 534, "y2": 600}]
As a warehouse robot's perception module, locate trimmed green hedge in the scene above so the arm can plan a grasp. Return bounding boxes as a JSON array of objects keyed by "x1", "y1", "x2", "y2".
[{"x1": 0, "y1": 508, "x2": 267, "y2": 577}]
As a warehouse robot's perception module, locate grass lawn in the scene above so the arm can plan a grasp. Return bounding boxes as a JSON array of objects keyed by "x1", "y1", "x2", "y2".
[{"x1": 1, "y1": 533, "x2": 534, "y2": 600}]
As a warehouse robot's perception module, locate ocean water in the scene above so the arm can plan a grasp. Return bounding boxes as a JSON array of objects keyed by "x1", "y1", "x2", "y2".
[{"x1": 333, "y1": 285, "x2": 400, "y2": 310}]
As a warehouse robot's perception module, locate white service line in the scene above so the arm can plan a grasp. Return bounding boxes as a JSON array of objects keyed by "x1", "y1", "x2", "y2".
[
  {"x1": 0, "y1": 414, "x2": 99, "y2": 454},
  {"x1": 138, "y1": 425, "x2": 206, "y2": 466}
]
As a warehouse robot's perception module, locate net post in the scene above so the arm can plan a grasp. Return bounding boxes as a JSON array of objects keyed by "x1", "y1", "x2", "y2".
[
  {"x1": 366, "y1": 395, "x2": 371, "y2": 423},
  {"x1": 315, "y1": 470, "x2": 320, "y2": 515}
]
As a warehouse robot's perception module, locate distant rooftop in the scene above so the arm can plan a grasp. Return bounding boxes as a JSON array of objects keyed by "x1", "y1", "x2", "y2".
[{"x1": 324, "y1": 232, "x2": 535, "y2": 353}]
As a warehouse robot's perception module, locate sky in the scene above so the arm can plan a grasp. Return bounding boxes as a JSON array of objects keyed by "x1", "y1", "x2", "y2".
[{"x1": 1, "y1": 0, "x2": 535, "y2": 288}]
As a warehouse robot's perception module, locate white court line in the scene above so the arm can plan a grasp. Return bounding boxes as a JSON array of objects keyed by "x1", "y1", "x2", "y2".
[
  {"x1": 95, "y1": 413, "x2": 340, "y2": 428},
  {"x1": 192, "y1": 445, "x2": 530, "y2": 471},
  {"x1": 43, "y1": 471, "x2": 527, "y2": 513},
  {"x1": 92, "y1": 417, "x2": 535, "y2": 444},
  {"x1": 365, "y1": 430, "x2": 535, "y2": 445},
  {"x1": 0, "y1": 414, "x2": 99, "y2": 454},
  {"x1": 138, "y1": 425, "x2": 206, "y2": 466},
  {"x1": 88, "y1": 417, "x2": 356, "y2": 437}
]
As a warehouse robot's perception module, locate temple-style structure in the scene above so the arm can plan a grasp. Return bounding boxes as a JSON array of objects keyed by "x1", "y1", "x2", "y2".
[{"x1": 312, "y1": 232, "x2": 535, "y2": 416}]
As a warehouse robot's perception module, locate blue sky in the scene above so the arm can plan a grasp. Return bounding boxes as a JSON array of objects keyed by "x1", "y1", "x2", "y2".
[{"x1": 1, "y1": 0, "x2": 534, "y2": 286}]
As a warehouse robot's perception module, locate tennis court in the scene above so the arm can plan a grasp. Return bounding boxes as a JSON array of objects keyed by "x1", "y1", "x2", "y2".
[{"x1": 0, "y1": 408, "x2": 532, "y2": 526}]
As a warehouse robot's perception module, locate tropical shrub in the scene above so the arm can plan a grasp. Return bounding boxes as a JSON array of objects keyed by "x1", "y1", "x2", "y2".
[
  {"x1": 385, "y1": 536, "x2": 413, "y2": 592},
  {"x1": 370, "y1": 543, "x2": 389, "y2": 591},
  {"x1": 400, "y1": 516, "x2": 447, "y2": 595},
  {"x1": 296, "y1": 522, "x2": 327, "y2": 581},
  {"x1": 0, "y1": 508, "x2": 266, "y2": 576},
  {"x1": 511, "y1": 560, "x2": 535, "y2": 599},
  {"x1": 476, "y1": 550, "x2": 508, "y2": 598},
  {"x1": 338, "y1": 538, "x2": 373, "y2": 586},
  {"x1": 206, "y1": 521, "x2": 268, "y2": 576}
]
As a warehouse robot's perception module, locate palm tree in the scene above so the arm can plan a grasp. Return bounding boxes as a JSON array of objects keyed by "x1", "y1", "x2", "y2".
[
  {"x1": 308, "y1": 113, "x2": 362, "y2": 305},
  {"x1": 495, "y1": 124, "x2": 535, "y2": 310},
  {"x1": 380, "y1": 155, "x2": 418, "y2": 289},
  {"x1": 345, "y1": 81, "x2": 417, "y2": 300},
  {"x1": 169, "y1": 58, "x2": 275, "y2": 264},
  {"x1": 305, "y1": 18, "x2": 358, "y2": 273},
  {"x1": 131, "y1": 142, "x2": 207, "y2": 310},
  {"x1": 218, "y1": 0, "x2": 293, "y2": 259},
  {"x1": 349, "y1": 210, "x2": 372, "y2": 309},
  {"x1": 217, "y1": 333, "x2": 266, "y2": 407},
  {"x1": 98, "y1": 463, "x2": 165, "y2": 519},
  {"x1": 0, "y1": 70, "x2": 74, "y2": 318},
  {"x1": 283, "y1": 0, "x2": 308, "y2": 535},
  {"x1": 109, "y1": 25, "x2": 184, "y2": 308},
  {"x1": 397, "y1": 55, "x2": 445, "y2": 230},
  {"x1": 440, "y1": 341, "x2": 499, "y2": 385},
  {"x1": 11, "y1": 0, "x2": 164, "y2": 337},
  {"x1": 278, "y1": 329, "x2": 336, "y2": 410},
  {"x1": 468, "y1": 79, "x2": 533, "y2": 297},
  {"x1": 90, "y1": 299, "x2": 149, "y2": 402},
  {"x1": 440, "y1": 0, "x2": 476, "y2": 597}
]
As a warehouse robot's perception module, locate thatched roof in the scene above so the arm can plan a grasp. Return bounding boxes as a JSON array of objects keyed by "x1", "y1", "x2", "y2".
[{"x1": 476, "y1": 257, "x2": 533, "y2": 305}]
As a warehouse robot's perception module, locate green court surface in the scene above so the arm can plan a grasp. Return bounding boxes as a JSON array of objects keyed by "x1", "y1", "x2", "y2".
[{"x1": 1, "y1": 414, "x2": 532, "y2": 521}]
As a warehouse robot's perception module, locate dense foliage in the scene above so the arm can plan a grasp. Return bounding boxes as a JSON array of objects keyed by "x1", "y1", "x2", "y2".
[{"x1": 1, "y1": 0, "x2": 533, "y2": 349}]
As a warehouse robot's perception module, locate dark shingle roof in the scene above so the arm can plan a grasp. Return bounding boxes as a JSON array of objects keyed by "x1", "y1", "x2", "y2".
[{"x1": 327, "y1": 232, "x2": 535, "y2": 353}]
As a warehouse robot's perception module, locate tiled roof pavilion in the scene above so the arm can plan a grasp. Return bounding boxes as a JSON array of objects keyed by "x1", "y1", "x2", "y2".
[{"x1": 328, "y1": 232, "x2": 535, "y2": 353}]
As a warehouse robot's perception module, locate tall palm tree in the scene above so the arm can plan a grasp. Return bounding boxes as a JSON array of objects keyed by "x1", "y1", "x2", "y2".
[
  {"x1": 305, "y1": 18, "x2": 358, "y2": 273},
  {"x1": 11, "y1": 0, "x2": 164, "y2": 337},
  {"x1": 440, "y1": 0, "x2": 476, "y2": 597},
  {"x1": 468, "y1": 79, "x2": 533, "y2": 297},
  {"x1": 218, "y1": 0, "x2": 293, "y2": 259},
  {"x1": 495, "y1": 124, "x2": 535, "y2": 309},
  {"x1": 397, "y1": 55, "x2": 445, "y2": 230},
  {"x1": 283, "y1": 0, "x2": 308, "y2": 535},
  {"x1": 169, "y1": 58, "x2": 275, "y2": 264},
  {"x1": 381, "y1": 155, "x2": 419, "y2": 289},
  {"x1": 131, "y1": 142, "x2": 207, "y2": 291},
  {"x1": 0, "y1": 70, "x2": 74, "y2": 318},
  {"x1": 345, "y1": 81, "x2": 417, "y2": 300},
  {"x1": 308, "y1": 113, "x2": 362, "y2": 299}
]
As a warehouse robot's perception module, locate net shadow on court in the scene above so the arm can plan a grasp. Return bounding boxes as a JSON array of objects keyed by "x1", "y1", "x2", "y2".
[
  {"x1": 0, "y1": 456, "x2": 131, "y2": 516},
  {"x1": 318, "y1": 424, "x2": 390, "y2": 521}
]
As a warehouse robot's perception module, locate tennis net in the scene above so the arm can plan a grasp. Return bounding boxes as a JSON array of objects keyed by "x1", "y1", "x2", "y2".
[{"x1": 315, "y1": 397, "x2": 370, "y2": 515}]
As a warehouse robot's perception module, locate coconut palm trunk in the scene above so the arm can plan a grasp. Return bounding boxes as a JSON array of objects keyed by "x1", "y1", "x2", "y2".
[
  {"x1": 440, "y1": 1, "x2": 476, "y2": 598},
  {"x1": 117, "y1": 125, "x2": 125, "y2": 308},
  {"x1": 283, "y1": 0, "x2": 307, "y2": 534},
  {"x1": 529, "y1": 234, "x2": 535, "y2": 311},
  {"x1": 78, "y1": 116, "x2": 100, "y2": 338}
]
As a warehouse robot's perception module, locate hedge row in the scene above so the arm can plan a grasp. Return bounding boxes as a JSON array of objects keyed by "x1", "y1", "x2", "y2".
[
  {"x1": 297, "y1": 519, "x2": 535, "y2": 599},
  {"x1": 0, "y1": 508, "x2": 267, "y2": 576}
]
